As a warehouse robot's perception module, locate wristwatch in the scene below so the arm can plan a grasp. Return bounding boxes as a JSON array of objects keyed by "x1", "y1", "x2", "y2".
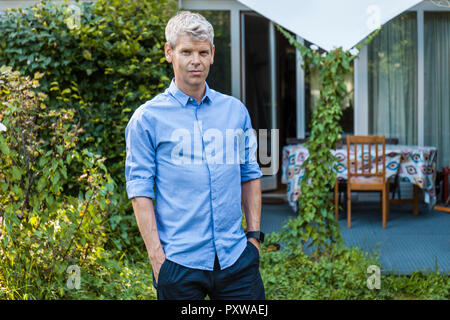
[{"x1": 246, "y1": 231, "x2": 265, "y2": 243}]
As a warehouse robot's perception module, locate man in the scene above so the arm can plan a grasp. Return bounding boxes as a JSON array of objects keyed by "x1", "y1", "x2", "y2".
[{"x1": 125, "y1": 11, "x2": 265, "y2": 300}]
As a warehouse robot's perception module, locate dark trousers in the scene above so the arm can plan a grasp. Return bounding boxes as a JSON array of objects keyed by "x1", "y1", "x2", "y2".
[{"x1": 152, "y1": 241, "x2": 265, "y2": 300}]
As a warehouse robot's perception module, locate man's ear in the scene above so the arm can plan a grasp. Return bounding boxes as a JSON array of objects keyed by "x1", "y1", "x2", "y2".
[
  {"x1": 210, "y1": 44, "x2": 215, "y2": 65},
  {"x1": 164, "y1": 42, "x2": 173, "y2": 63}
]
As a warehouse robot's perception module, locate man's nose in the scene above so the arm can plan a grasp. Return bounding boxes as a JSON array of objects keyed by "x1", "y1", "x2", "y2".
[{"x1": 191, "y1": 52, "x2": 201, "y2": 65}]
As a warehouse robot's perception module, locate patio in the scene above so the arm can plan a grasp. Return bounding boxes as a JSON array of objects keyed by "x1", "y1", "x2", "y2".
[{"x1": 260, "y1": 199, "x2": 450, "y2": 275}]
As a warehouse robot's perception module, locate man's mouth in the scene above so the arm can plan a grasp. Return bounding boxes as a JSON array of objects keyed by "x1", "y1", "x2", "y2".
[{"x1": 189, "y1": 70, "x2": 203, "y2": 75}]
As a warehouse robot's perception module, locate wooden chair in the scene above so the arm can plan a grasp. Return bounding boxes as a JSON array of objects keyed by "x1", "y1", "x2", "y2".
[
  {"x1": 334, "y1": 137, "x2": 398, "y2": 217},
  {"x1": 334, "y1": 135, "x2": 390, "y2": 228}
]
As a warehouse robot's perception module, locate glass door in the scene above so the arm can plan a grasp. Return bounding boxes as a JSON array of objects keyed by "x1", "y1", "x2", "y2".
[{"x1": 241, "y1": 12, "x2": 278, "y2": 191}]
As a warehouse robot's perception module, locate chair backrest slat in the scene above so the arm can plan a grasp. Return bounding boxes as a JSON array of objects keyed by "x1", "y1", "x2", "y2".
[
  {"x1": 361, "y1": 142, "x2": 364, "y2": 175},
  {"x1": 376, "y1": 142, "x2": 379, "y2": 174},
  {"x1": 346, "y1": 135, "x2": 386, "y2": 181},
  {"x1": 383, "y1": 141, "x2": 386, "y2": 177}
]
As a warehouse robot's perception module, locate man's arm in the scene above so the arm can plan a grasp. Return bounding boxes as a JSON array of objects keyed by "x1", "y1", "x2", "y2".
[
  {"x1": 241, "y1": 178, "x2": 262, "y2": 252},
  {"x1": 131, "y1": 196, "x2": 165, "y2": 282}
]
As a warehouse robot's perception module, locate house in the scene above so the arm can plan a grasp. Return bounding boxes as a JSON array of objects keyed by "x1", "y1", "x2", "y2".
[{"x1": 179, "y1": 0, "x2": 450, "y2": 197}]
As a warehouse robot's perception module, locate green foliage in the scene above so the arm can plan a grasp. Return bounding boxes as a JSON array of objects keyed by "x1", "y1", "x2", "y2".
[
  {"x1": 70, "y1": 0, "x2": 176, "y2": 178},
  {"x1": 382, "y1": 270, "x2": 450, "y2": 300},
  {"x1": 0, "y1": 66, "x2": 115, "y2": 299},
  {"x1": 276, "y1": 26, "x2": 380, "y2": 255},
  {"x1": 260, "y1": 233, "x2": 449, "y2": 300},
  {"x1": 0, "y1": 0, "x2": 177, "y2": 253},
  {"x1": 63, "y1": 250, "x2": 157, "y2": 299}
]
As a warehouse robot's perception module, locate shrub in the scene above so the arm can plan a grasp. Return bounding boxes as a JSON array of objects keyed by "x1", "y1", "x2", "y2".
[{"x1": 0, "y1": 66, "x2": 116, "y2": 299}]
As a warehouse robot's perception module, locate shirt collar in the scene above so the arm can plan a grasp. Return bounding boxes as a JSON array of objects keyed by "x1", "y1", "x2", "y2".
[{"x1": 168, "y1": 79, "x2": 213, "y2": 107}]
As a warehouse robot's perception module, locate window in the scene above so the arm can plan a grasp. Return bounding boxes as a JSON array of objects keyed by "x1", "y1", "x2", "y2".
[{"x1": 367, "y1": 12, "x2": 418, "y2": 145}]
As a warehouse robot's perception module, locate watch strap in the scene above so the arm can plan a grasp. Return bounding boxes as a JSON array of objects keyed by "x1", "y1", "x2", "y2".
[{"x1": 246, "y1": 231, "x2": 265, "y2": 243}]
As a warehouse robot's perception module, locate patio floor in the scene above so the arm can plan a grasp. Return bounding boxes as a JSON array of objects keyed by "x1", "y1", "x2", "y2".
[{"x1": 260, "y1": 200, "x2": 450, "y2": 275}]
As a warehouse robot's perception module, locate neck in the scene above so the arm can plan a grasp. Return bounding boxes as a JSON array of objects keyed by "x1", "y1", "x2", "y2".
[{"x1": 175, "y1": 79, "x2": 205, "y2": 104}]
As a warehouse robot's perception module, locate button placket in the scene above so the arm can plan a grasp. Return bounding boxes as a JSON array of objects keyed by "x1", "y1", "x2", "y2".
[{"x1": 194, "y1": 107, "x2": 218, "y2": 267}]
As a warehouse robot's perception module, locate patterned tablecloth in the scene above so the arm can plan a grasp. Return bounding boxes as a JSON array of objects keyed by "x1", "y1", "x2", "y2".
[{"x1": 281, "y1": 144, "x2": 438, "y2": 212}]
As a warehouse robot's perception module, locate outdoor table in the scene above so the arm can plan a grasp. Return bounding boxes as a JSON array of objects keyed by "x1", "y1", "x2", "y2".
[{"x1": 281, "y1": 144, "x2": 438, "y2": 213}]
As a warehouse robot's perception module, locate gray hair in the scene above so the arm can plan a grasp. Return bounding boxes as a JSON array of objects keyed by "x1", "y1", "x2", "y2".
[{"x1": 165, "y1": 11, "x2": 214, "y2": 49}]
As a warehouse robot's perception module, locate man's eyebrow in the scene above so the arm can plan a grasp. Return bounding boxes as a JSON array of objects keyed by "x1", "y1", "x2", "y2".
[{"x1": 178, "y1": 46, "x2": 210, "y2": 53}]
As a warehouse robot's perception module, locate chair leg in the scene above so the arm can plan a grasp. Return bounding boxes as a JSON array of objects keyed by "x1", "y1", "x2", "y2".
[
  {"x1": 382, "y1": 188, "x2": 387, "y2": 229},
  {"x1": 391, "y1": 174, "x2": 401, "y2": 199},
  {"x1": 386, "y1": 180, "x2": 390, "y2": 221},
  {"x1": 413, "y1": 185, "x2": 419, "y2": 216},
  {"x1": 396, "y1": 175, "x2": 401, "y2": 199},
  {"x1": 334, "y1": 179, "x2": 339, "y2": 220},
  {"x1": 347, "y1": 186, "x2": 351, "y2": 228}
]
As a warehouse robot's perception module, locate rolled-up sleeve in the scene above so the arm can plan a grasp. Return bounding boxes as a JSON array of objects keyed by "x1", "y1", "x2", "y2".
[
  {"x1": 125, "y1": 109, "x2": 156, "y2": 199},
  {"x1": 240, "y1": 104, "x2": 263, "y2": 183}
]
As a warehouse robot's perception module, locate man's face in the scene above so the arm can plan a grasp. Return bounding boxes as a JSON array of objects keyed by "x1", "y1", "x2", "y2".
[{"x1": 165, "y1": 35, "x2": 215, "y2": 90}]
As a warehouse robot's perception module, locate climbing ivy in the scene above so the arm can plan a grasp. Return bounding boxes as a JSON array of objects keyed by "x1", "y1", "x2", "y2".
[{"x1": 276, "y1": 26, "x2": 380, "y2": 256}]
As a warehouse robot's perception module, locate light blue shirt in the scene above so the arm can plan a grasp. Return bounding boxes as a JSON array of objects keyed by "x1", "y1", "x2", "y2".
[{"x1": 125, "y1": 80, "x2": 262, "y2": 270}]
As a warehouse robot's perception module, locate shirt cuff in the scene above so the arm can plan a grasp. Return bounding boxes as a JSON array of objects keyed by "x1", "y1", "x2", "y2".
[
  {"x1": 240, "y1": 163, "x2": 263, "y2": 183},
  {"x1": 126, "y1": 178, "x2": 155, "y2": 199}
]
